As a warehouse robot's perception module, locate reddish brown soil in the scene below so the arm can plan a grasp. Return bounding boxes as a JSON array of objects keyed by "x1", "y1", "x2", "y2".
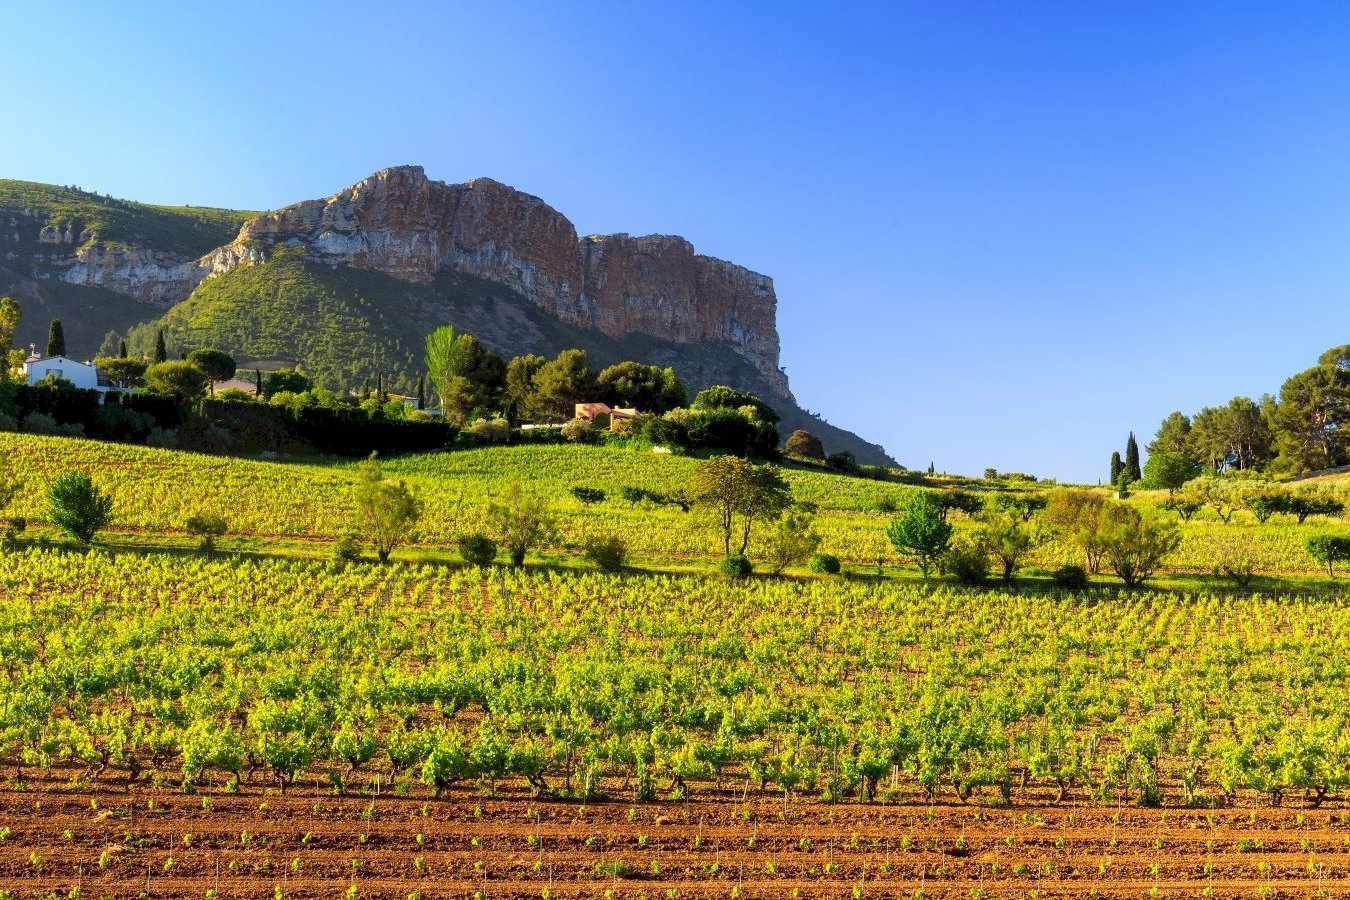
[{"x1": 3, "y1": 774, "x2": 1350, "y2": 898}]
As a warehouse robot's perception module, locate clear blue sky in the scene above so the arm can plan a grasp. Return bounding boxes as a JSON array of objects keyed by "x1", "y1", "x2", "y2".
[{"x1": 3, "y1": 1, "x2": 1349, "y2": 483}]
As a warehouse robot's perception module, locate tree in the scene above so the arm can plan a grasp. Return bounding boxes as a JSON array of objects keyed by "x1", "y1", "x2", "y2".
[
  {"x1": 93, "y1": 357, "x2": 148, "y2": 388},
  {"x1": 48, "y1": 471, "x2": 114, "y2": 545},
  {"x1": 486, "y1": 483, "x2": 553, "y2": 566},
  {"x1": 352, "y1": 454, "x2": 421, "y2": 563},
  {"x1": 595, "y1": 361, "x2": 687, "y2": 414},
  {"x1": 1187, "y1": 475, "x2": 1240, "y2": 524},
  {"x1": 185, "y1": 514, "x2": 228, "y2": 556},
  {"x1": 0, "y1": 455, "x2": 23, "y2": 536},
  {"x1": 1141, "y1": 452, "x2": 1201, "y2": 496},
  {"x1": 531, "y1": 349, "x2": 594, "y2": 421},
  {"x1": 691, "y1": 386, "x2": 781, "y2": 458},
  {"x1": 784, "y1": 429, "x2": 826, "y2": 461},
  {"x1": 1306, "y1": 535, "x2": 1350, "y2": 577},
  {"x1": 1147, "y1": 412, "x2": 1192, "y2": 456},
  {"x1": 504, "y1": 353, "x2": 548, "y2": 422},
  {"x1": 144, "y1": 360, "x2": 209, "y2": 403},
  {"x1": 686, "y1": 456, "x2": 792, "y2": 557},
  {"x1": 118, "y1": 339, "x2": 128, "y2": 358},
  {"x1": 1272, "y1": 357, "x2": 1350, "y2": 473},
  {"x1": 762, "y1": 511, "x2": 822, "y2": 574},
  {"x1": 1044, "y1": 488, "x2": 1107, "y2": 573},
  {"x1": 1109, "y1": 451, "x2": 1123, "y2": 486},
  {"x1": 45, "y1": 319, "x2": 66, "y2": 358},
  {"x1": 980, "y1": 516, "x2": 1045, "y2": 584},
  {"x1": 1124, "y1": 432, "x2": 1142, "y2": 484},
  {"x1": 186, "y1": 349, "x2": 237, "y2": 394},
  {"x1": 0, "y1": 296, "x2": 20, "y2": 378},
  {"x1": 424, "y1": 325, "x2": 461, "y2": 412},
  {"x1": 153, "y1": 329, "x2": 168, "y2": 364},
  {"x1": 1097, "y1": 504, "x2": 1180, "y2": 587},
  {"x1": 263, "y1": 368, "x2": 310, "y2": 398},
  {"x1": 253, "y1": 369, "x2": 263, "y2": 396},
  {"x1": 885, "y1": 492, "x2": 952, "y2": 579},
  {"x1": 416, "y1": 375, "x2": 426, "y2": 411}
]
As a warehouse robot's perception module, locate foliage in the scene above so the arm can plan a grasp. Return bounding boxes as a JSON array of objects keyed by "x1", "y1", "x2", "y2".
[
  {"x1": 980, "y1": 516, "x2": 1045, "y2": 584},
  {"x1": 186, "y1": 349, "x2": 237, "y2": 390},
  {"x1": 1124, "y1": 432, "x2": 1142, "y2": 484},
  {"x1": 45, "y1": 318, "x2": 66, "y2": 358},
  {"x1": 686, "y1": 456, "x2": 792, "y2": 557},
  {"x1": 1147, "y1": 411, "x2": 1192, "y2": 456},
  {"x1": 487, "y1": 484, "x2": 553, "y2": 565},
  {"x1": 184, "y1": 513, "x2": 228, "y2": 555},
  {"x1": 935, "y1": 488, "x2": 984, "y2": 520},
  {"x1": 94, "y1": 356, "x2": 148, "y2": 388},
  {"x1": 762, "y1": 511, "x2": 821, "y2": 574},
  {"x1": 1306, "y1": 535, "x2": 1350, "y2": 577},
  {"x1": 1160, "y1": 498, "x2": 1202, "y2": 521},
  {"x1": 1052, "y1": 564, "x2": 1089, "y2": 591},
  {"x1": 1141, "y1": 452, "x2": 1201, "y2": 495},
  {"x1": 582, "y1": 535, "x2": 628, "y2": 571},
  {"x1": 352, "y1": 454, "x2": 421, "y2": 563},
  {"x1": 47, "y1": 471, "x2": 114, "y2": 544},
  {"x1": 886, "y1": 492, "x2": 952, "y2": 579},
  {"x1": 595, "y1": 361, "x2": 686, "y2": 414},
  {"x1": 1109, "y1": 451, "x2": 1123, "y2": 486},
  {"x1": 458, "y1": 533, "x2": 498, "y2": 567},
  {"x1": 1187, "y1": 475, "x2": 1240, "y2": 524},
  {"x1": 144, "y1": 361, "x2": 209, "y2": 404},
  {"x1": 986, "y1": 492, "x2": 1047, "y2": 521},
  {"x1": 717, "y1": 554, "x2": 754, "y2": 577},
  {"x1": 941, "y1": 535, "x2": 988, "y2": 586},
  {"x1": 1097, "y1": 504, "x2": 1180, "y2": 587},
  {"x1": 807, "y1": 552, "x2": 841, "y2": 574},
  {"x1": 531, "y1": 349, "x2": 594, "y2": 421},
  {"x1": 784, "y1": 429, "x2": 825, "y2": 461},
  {"x1": 262, "y1": 368, "x2": 311, "y2": 398}
]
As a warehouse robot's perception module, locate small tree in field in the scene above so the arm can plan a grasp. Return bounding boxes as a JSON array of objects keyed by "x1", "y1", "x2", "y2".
[
  {"x1": 1098, "y1": 504, "x2": 1180, "y2": 587},
  {"x1": 1141, "y1": 452, "x2": 1200, "y2": 497},
  {"x1": 1307, "y1": 535, "x2": 1350, "y2": 577},
  {"x1": 886, "y1": 492, "x2": 952, "y2": 579},
  {"x1": 487, "y1": 483, "x2": 553, "y2": 566},
  {"x1": 763, "y1": 511, "x2": 822, "y2": 574},
  {"x1": 686, "y1": 456, "x2": 792, "y2": 558},
  {"x1": 48, "y1": 471, "x2": 113, "y2": 545},
  {"x1": 352, "y1": 454, "x2": 421, "y2": 563},
  {"x1": 185, "y1": 514, "x2": 228, "y2": 556}
]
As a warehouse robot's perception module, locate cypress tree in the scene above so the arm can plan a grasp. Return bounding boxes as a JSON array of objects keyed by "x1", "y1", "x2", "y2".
[
  {"x1": 253, "y1": 368, "x2": 263, "y2": 396},
  {"x1": 377, "y1": 372, "x2": 386, "y2": 403},
  {"x1": 118, "y1": 339, "x2": 127, "y2": 358},
  {"x1": 1110, "y1": 451, "x2": 1123, "y2": 486},
  {"x1": 416, "y1": 374, "x2": 425, "y2": 410},
  {"x1": 153, "y1": 329, "x2": 168, "y2": 364},
  {"x1": 1125, "y1": 432, "x2": 1142, "y2": 484},
  {"x1": 45, "y1": 319, "x2": 66, "y2": 358}
]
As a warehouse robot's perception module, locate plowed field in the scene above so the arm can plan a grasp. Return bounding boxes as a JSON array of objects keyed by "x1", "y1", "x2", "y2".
[{"x1": 3, "y1": 774, "x2": 1350, "y2": 898}]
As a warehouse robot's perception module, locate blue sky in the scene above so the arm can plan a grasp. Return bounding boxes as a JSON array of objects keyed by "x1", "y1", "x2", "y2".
[{"x1": 3, "y1": 1, "x2": 1349, "y2": 482}]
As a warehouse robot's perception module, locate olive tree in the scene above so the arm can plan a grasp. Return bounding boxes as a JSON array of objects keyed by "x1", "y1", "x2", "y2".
[
  {"x1": 686, "y1": 456, "x2": 791, "y2": 558},
  {"x1": 1097, "y1": 504, "x2": 1180, "y2": 587},
  {"x1": 487, "y1": 483, "x2": 554, "y2": 566},
  {"x1": 352, "y1": 454, "x2": 421, "y2": 563}
]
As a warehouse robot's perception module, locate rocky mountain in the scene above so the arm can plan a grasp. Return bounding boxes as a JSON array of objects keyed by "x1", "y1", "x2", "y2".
[{"x1": 0, "y1": 170, "x2": 894, "y2": 465}]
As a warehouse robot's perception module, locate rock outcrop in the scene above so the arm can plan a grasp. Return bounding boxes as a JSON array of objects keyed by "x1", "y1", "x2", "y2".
[
  {"x1": 206, "y1": 167, "x2": 790, "y2": 398},
  {"x1": 59, "y1": 246, "x2": 210, "y2": 305}
]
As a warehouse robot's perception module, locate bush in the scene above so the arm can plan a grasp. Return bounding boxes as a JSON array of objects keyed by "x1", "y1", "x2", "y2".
[
  {"x1": 1052, "y1": 564, "x2": 1090, "y2": 591},
  {"x1": 717, "y1": 555, "x2": 754, "y2": 578},
  {"x1": 48, "y1": 471, "x2": 114, "y2": 545},
  {"x1": 826, "y1": 451, "x2": 858, "y2": 473},
  {"x1": 941, "y1": 538, "x2": 988, "y2": 586},
  {"x1": 333, "y1": 532, "x2": 362, "y2": 561},
  {"x1": 146, "y1": 427, "x2": 179, "y2": 449},
  {"x1": 583, "y1": 535, "x2": 627, "y2": 571},
  {"x1": 458, "y1": 532, "x2": 498, "y2": 567},
  {"x1": 807, "y1": 552, "x2": 841, "y2": 574},
  {"x1": 465, "y1": 417, "x2": 511, "y2": 445},
  {"x1": 184, "y1": 513, "x2": 228, "y2": 555},
  {"x1": 561, "y1": 416, "x2": 594, "y2": 443},
  {"x1": 784, "y1": 429, "x2": 825, "y2": 461}
]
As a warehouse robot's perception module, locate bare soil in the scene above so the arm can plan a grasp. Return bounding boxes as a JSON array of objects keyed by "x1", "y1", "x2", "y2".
[{"x1": 3, "y1": 773, "x2": 1349, "y2": 898}]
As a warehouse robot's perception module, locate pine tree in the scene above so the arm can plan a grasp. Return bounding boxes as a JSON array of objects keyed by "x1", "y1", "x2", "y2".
[
  {"x1": 1125, "y1": 432, "x2": 1142, "y2": 484},
  {"x1": 45, "y1": 319, "x2": 66, "y2": 358},
  {"x1": 416, "y1": 375, "x2": 425, "y2": 410},
  {"x1": 118, "y1": 339, "x2": 127, "y2": 358},
  {"x1": 153, "y1": 329, "x2": 168, "y2": 364},
  {"x1": 1110, "y1": 451, "x2": 1123, "y2": 485}
]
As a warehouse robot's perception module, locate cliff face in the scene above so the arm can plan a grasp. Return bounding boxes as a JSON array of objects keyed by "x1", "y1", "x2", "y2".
[{"x1": 206, "y1": 166, "x2": 789, "y2": 398}]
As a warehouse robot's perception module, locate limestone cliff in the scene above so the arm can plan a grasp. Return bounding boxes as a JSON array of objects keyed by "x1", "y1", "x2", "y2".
[{"x1": 206, "y1": 166, "x2": 790, "y2": 398}]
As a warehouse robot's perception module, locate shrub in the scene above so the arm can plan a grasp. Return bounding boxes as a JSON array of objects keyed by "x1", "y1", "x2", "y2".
[
  {"x1": 784, "y1": 429, "x2": 825, "y2": 461},
  {"x1": 465, "y1": 417, "x2": 510, "y2": 445},
  {"x1": 1052, "y1": 564, "x2": 1090, "y2": 591},
  {"x1": 47, "y1": 471, "x2": 114, "y2": 545},
  {"x1": 458, "y1": 532, "x2": 498, "y2": 567},
  {"x1": 826, "y1": 451, "x2": 858, "y2": 473},
  {"x1": 333, "y1": 532, "x2": 362, "y2": 561},
  {"x1": 184, "y1": 514, "x2": 228, "y2": 555},
  {"x1": 941, "y1": 537, "x2": 988, "y2": 586},
  {"x1": 763, "y1": 511, "x2": 821, "y2": 574},
  {"x1": 807, "y1": 552, "x2": 841, "y2": 574},
  {"x1": 560, "y1": 416, "x2": 594, "y2": 443},
  {"x1": 583, "y1": 535, "x2": 627, "y2": 571},
  {"x1": 718, "y1": 555, "x2": 754, "y2": 578},
  {"x1": 146, "y1": 427, "x2": 178, "y2": 448}
]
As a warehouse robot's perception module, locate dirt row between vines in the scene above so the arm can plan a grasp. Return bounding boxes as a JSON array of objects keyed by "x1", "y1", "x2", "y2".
[{"x1": 3, "y1": 777, "x2": 1350, "y2": 898}]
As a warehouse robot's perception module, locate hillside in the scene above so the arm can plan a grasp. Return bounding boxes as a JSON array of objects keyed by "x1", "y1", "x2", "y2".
[{"x1": 0, "y1": 169, "x2": 895, "y2": 465}]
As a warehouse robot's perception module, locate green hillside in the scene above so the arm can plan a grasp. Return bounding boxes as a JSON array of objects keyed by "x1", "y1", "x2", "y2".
[
  {"x1": 0, "y1": 179, "x2": 256, "y2": 257},
  {"x1": 127, "y1": 247, "x2": 894, "y2": 463}
]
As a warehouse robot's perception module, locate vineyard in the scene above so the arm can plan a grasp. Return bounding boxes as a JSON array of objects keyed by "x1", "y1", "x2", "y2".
[
  {"x1": 0, "y1": 547, "x2": 1348, "y2": 894},
  {"x1": 5, "y1": 434, "x2": 1350, "y2": 894}
]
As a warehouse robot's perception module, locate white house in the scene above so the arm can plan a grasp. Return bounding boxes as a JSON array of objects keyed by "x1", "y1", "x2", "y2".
[{"x1": 22, "y1": 353, "x2": 111, "y2": 395}]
